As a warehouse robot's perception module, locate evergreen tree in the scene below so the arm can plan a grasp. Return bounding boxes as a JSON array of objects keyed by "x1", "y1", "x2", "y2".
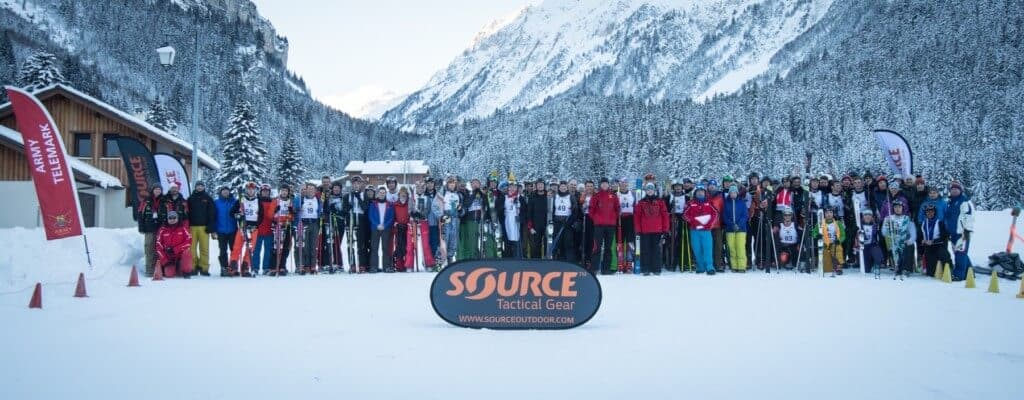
[
  {"x1": 275, "y1": 133, "x2": 305, "y2": 189},
  {"x1": 18, "y1": 51, "x2": 67, "y2": 92},
  {"x1": 145, "y1": 98, "x2": 178, "y2": 134},
  {"x1": 216, "y1": 100, "x2": 267, "y2": 192},
  {"x1": 0, "y1": 31, "x2": 16, "y2": 103}
]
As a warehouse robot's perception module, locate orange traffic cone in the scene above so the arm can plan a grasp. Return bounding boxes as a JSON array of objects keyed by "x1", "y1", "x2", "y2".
[
  {"x1": 152, "y1": 264, "x2": 164, "y2": 281},
  {"x1": 73, "y1": 273, "x2": 88, "y2": 298},
  {"x1": 127, "y1": 265, "x2": 140, "y2": 287},
  {"x1": 28, "y1": 283, "x2": 42, "y2": 309}
]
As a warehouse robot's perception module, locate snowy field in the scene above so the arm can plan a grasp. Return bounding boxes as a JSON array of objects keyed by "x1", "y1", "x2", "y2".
[{"x1": 2, "y1": 211, "x2": 1023, "y2": 400}]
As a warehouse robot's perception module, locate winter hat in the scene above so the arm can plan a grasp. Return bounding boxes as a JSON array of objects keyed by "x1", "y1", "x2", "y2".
[
  {"x1": 876, "y1": 175, "x2": 887, "y2": 183},
  {"x1": 728, "y1": 185, "x2": 739, "y2": 194},
  {"x1": 167, "y1": 211, "x2": 179, "y2": 219},
  {"x1": 723, "y1": 175, "x2": 734, "y2": 182},
  {"x1": 644, "y1": 183, "x2": 656, "y2": 192},
  {"x1": 683, "y1": 178, "x2": 694, "y2": 184},
  {"x1": 949, "y1": 181, "x2": 963, "y2": 192},
  {"x1": 599, "y1": 177, "x2": 609, "y2": 185},
  {"x1": 860, "y1": 208, "x2": 874, "y2": 216},
  {"x1": 708, "y1": 179, "x2": 719, "y2": 188},
  {"x1": 915, "y1": 176, "x2": 926, "y2": 185},
  {"x1": 695, "y1": 184, "x2": 707, "y2": 192},
  {"x1": 195, "y1": 181, "x2": 205, "y2": 188}
]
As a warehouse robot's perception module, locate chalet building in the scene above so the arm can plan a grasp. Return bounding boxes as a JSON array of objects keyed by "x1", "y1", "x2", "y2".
[
  {"x1": 343, "y1": 160, "x2": 429, "y2": 187},
  {"x1": 0, "y1": 84, "x2": 219, "y2": 229}
]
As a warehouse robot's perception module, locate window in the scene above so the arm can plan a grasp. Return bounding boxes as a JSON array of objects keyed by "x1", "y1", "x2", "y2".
[
  {"x1": 73, "y1": 133, "x2": 92, "y2": 158},
  {"x1": 102, "y1": 134, "x2": 120, "y2": 158}
]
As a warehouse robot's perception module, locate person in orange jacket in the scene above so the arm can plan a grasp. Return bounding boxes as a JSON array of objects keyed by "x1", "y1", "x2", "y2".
[
  {"x1": 634, "y1": 183, "x2": 670, "y2": 275},
  {"x1": 156, "y1": 211, "x2": 193, "y2": 278}
]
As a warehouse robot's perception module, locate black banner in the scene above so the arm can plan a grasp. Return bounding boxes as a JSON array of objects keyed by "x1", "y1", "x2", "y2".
[
  {"x1": 430, "y1": 259, "x2": 602, "y2": 330},
  {"x1": 115, "y1": 137, "x2": 160, "y2": 218}
]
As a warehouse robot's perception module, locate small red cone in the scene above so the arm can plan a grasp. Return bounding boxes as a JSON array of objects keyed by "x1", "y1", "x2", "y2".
[
  {"x1": 28, "y1": 283, "x2": 42, "y2": 309},
  {"x1": 127, "y1": 265, "x2": 141, "y2": 287},
  {"x1": 152, "y1": 264, "x2": 164, "y2": 281},
  {"x1": 73, "y1": 272, "x2": 88, "y2": 298}
]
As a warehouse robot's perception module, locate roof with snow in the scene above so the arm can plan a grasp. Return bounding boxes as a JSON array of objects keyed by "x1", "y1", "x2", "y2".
[
  {"x1": 0, "y1": 84, "x2": 220, "y2": 170},
  {"x1": 0, "y1": 125, "x2": 124, "y2": 189},
  {"x1": 344, "y1": 160, "x2": 430, "y2": 176}
]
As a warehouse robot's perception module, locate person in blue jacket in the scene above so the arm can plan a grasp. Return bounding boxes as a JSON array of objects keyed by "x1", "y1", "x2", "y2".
[
  {"x1": 213, "y1": 187, "x2": 240, "y2": 275},
  {"x1": 917, "y1": 186, "x2": 947, "y2": 224},
  {"x1": 722, "y1": 185, "x2": 749, "y2": 272},
  {"x1": 944, "y1": 181, "x2": 975, "y2": 280},
  {"x1": 369, "y1": 187, "x2": 396, "y2": 272}
]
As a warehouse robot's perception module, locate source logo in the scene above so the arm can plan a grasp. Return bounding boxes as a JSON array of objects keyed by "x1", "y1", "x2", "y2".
[{"x1": 430, "y1": 259, "x2": 602, "y2": 330}]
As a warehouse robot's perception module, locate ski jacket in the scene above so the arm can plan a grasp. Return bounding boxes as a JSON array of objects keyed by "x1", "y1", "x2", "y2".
[
  {"x1": 722, "y1": 195, "x2": 749, "y2": 233},
  {"x1": 708, "y1": 192, "x2": 724, "y2": 229},
  {"x1": 137, "y1": 193, "x2": 165, "y2": 233},
  {"x1": 369, "y1": 199, "x2": 395, "y2": 230},
  {"x1": 496, "y1": 192, "x2": 527, "y2": 239},
  {"x1": 186, "y1": 190, "x2": 216, "y2": 227},
  {"x1": 880, "y1": 193, "x2": 909, "y2": 222},
  {"x1": 945, "y1": 194, "x2": 975, "y2": 235},
  {"x1": 882, "y1": 214, "x2": 917, "y2": 245},
  {"x1": 917, "y1": 195, "x2": 948, "y2": 224},
  {"x1": 814, "y1": 218, "x2": 846, "y2": 245},
  {"x1": 394, "y1": 200, "x2": 410, "y2": 225},
  {"x1": 907, "y1": 188, "x2": 928, "y2": 222},
  {"x1": 634, "y1": 196, "x2": 670, "y2": 234},
  {"x1": 256, "y1": 197, "x2": 276, "y2": 236},
  {"x1": 684, "y1": 199, "x2": 718, "y2": 230},
  {"x1": 156, "y1": 221, "x2": 191, "y2": 264},
  {"x1": 855, "y1": 222, "x2": 881, "y2": 247},
  {"x1": 213, "y1": 195, "x2": 238, "y2": 235},
  {"x1": 162, "y1": 193, "x2": 189, "y2": 223},
  {"x1": 588, "y1": 189, "x2": 620, "y2": 227},
  {"x1": 870, "y1": 188, "x2": 890, "y2": 215},
  {"x1": 526, "y1": 192, "x2": 549, "y2": 232},
  {"x1": 919, "y1": 215, "x2": 950, "y2": 245}
]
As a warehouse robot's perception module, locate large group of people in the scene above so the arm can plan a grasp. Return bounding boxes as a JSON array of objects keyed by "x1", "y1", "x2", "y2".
[{"x1": 134, "y1": 170, "x2": 977, "y2": 281}]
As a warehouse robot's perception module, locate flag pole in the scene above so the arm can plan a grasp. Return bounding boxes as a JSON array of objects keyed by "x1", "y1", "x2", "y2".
[{"x1": 83, "y1": 235, "x2": 94, "y2": 270}]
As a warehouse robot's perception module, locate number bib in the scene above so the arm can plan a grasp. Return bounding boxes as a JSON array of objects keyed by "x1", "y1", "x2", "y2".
[{"x1": 555, "y1": 195, "x2": 571, "y2": 217}]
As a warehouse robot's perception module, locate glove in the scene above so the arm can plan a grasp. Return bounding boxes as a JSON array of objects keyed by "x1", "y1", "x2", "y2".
[
  {"x1": 660, "y1": 234, "x2": 667, "y2": 245},
  {"x1": 211, "y1": 233, "x2": 218, "y2": 240},
  {"x1": 530, "y1": 228, "x2": 537, "y2": 235},
  {"x1": 955, "y1": 238, "x2": 966, "y2": 252}
]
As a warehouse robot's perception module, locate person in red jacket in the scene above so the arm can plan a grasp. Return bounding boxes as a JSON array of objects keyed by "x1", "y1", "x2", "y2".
[
  {"x1": 156, "y1": 211, "x2": 193, "y2": 278},
  {"x1": 685, "y1": 185, "x2": 719, "y2": 275},
  {"x1": 393, "y1": 187, "x2": 411, "y2": 271},
  {"x1": 588, "y1": 177, "x2": 620, "y2": 275},
  {"x1": 707, "y1": 180, "x2": 725, "y2": 271},
  {"x1": 635, "y1": 183, "x2": 670, "y2": 275},
  {"x1": 251, "y1": 184, "x2": 276, "y2": 275}
]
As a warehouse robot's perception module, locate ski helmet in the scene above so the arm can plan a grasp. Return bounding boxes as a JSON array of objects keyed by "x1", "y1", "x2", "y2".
[
  {"x1": 245, "y1": 181, "x2": 258, "y2": 190},
  {"x1": 782, "y1": 207, "x2": 794, "y2": 215},
  {"x1": 923, "y1": 204, "x2": 937, "y2": 213},
  {"x1": 860, "y1": 208, "x2": 874, "y2": 216}
]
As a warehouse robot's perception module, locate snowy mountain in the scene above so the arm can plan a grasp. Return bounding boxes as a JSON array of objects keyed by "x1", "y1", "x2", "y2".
[
  {"x1": 383, "y1": 0, "x2": 837, "y2": 131},
  {"x1": 0, "y1": 0, "x2": 401, "y2": 176},
  {"x1": 322, "y1": 87, "x2": 409, "y2": 121}
]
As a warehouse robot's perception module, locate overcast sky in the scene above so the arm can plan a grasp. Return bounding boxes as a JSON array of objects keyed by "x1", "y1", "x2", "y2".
[{"x1": 250, "y1": 0, "x2": 535, "y2": 115}]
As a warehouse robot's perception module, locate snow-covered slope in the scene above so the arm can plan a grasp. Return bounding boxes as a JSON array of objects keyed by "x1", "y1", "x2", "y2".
[
  {"x1": 383, "y1": 0, "x2": 837, "y2": 130},
  {"x1": 1, "y1": 211, "x2": 1022, "y2": 399}
]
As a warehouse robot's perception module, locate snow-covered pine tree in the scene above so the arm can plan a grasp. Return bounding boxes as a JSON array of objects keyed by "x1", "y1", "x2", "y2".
[
  {"x1": 19, "y1": 51, "x2": 68, "y2": 92},
  {"x1": 275, "y1": 133, "x2": 305, "y2": 189},
  {"x1": 145, "y1": 98, "x2": 178, "y2": 134},
  {"x1": 216, "y1": 100, "x2": 267, "y2": 192}
]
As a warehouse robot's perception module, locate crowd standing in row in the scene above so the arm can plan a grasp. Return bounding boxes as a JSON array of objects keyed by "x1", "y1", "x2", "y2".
[{"x1": 133, "y1": 171, "x2": 976, "y2": 281}]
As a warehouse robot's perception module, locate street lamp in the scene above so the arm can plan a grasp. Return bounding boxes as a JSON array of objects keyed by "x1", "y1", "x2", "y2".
[{"x1": 156, "y1": 29, "x2": 203, "y2": 185}]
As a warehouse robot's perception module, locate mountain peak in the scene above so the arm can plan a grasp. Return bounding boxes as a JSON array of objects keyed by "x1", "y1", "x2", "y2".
[{"x1": 383, "y1": 0, "x2": 836, "y2": 131}]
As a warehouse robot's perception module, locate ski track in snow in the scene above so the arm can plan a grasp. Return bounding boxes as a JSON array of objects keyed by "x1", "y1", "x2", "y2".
[{"x1": 0, "y1": 212, "x2": 1022, "y2": 399}]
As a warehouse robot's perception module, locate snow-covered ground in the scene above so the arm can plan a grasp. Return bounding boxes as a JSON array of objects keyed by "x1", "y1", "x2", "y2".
[{"x1": 1, "y1": 211, "x2": 1022, "y2": 399}]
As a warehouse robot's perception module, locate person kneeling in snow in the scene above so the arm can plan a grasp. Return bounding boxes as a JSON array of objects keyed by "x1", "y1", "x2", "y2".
[{"x1": 156, "y1": 211, "x2": 193, "y2": 278}]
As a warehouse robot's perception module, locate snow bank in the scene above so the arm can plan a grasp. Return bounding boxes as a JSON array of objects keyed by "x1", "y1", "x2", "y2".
[
  {"x1": 0, "y1": 212, "x2": 1021, "y2": 399},
  {"x1": 0, "y1": 227, "x2": 141, "y2": 293}
]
